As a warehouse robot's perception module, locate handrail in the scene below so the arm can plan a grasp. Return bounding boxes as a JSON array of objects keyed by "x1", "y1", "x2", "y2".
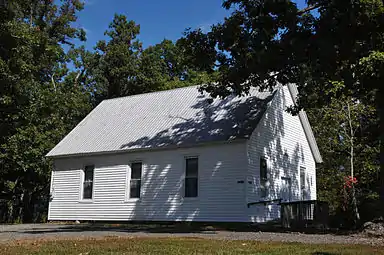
[
  {"x1": 280, "y1": 200, "x2": 318, "y2": 205},
  {"x1": 247, "y1": 199, "x2": 325, "y2": 208},
  {"x1": 247, "y1": 199, "x2": 282, "y2": 208}
]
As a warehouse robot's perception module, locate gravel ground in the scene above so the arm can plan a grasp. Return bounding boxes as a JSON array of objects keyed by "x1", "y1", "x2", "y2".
[{"x1": 0, "y1": 223, "x2": 383, "y2": 246}]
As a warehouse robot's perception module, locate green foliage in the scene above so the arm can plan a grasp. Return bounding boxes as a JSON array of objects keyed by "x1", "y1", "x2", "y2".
[
  {"x1": 85, "y1": 14, "x2": 216, "y2": 101},
  {"x1": 0, "y1": 0, "x2": 91, "y2": 222},
  {"x1": 94, "y1": 14, "x2": 142, "y2": 98},
  {"x1": 182, "y1": 0, "x2": 384, "y2": 221},
  {"x1": 137, "y1": 39, "x2": 219, "y2": 92},
  {"x1": 181, "y1": 0, "x2": 384, "y2": 103},
  {"x1": 308, "y1": 83, "x2": 379, "y2": 225}
]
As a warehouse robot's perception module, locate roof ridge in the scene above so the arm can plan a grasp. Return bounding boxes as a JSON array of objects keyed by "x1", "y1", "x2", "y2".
[{"x1": 102, "y1": 85, "x2": 201, "y2": 102}]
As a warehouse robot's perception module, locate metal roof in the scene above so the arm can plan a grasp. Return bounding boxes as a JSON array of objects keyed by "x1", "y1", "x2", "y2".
[{"x1": 47, "y1": 86, "x2": 274, "y2": 157}]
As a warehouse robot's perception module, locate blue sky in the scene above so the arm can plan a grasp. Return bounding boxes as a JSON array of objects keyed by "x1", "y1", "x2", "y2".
[{"x1": 76, "y1": 0, "x2": 307, "y2": 50}]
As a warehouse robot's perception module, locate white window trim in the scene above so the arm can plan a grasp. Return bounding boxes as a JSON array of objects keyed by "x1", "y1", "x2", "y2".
[
  {"x1": 48, "y1": 170, "x2": 55, "y2": 220},
  {"x1": 183, "y1": 156, "x2": 199, "y2": 199},
  {"x1": 125, "y1": 161, "x2": 143, "y2": 202},
  {"x1": 79, "y1": 164, "x2": 95, "y2": 203},
  {"x1": 49, "y1": 168, "x2": 55, "y2": 199}
]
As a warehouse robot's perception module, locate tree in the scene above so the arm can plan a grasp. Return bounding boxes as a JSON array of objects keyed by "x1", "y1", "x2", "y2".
[
  {"x1": 0, "y1": 0, "x2": 90, "y2": 222},
  {"x1": 310, "y1": 82, "x2": 378, "y2": 226},
  {"x1": 89, "y1": 14, "x2": 218, "y2": 101},
  {"x1": 92, "y1": 14, "x2": 142, "y2": 99},
  {"x1": 138, "y1": 39, "x2": 219, "y2": 91},
  {"x1": 181, "y1": 0, "x2": 384, "y2": 215}
]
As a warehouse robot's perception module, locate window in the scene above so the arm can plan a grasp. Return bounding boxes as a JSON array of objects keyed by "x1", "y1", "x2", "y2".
[
  {"x1": 83, "y1": 165, "x2": 94, "y2": 200},
  {"x1": 300, "y1": 166, "x2": 306, "y2": 199},
  {"x1": 129, "y1": 162, "x2": 142, "y2": 198},
  {"x1": 185, "y1": 157, "x2": 198, "y2": 197},
  {"x1": 260, "y1": 157, "x2": 268, "y2": 198}
]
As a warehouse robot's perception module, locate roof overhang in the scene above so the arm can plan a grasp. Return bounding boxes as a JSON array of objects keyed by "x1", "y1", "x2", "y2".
[
  {"x1": 46, "y1": 138, "x2": 248, "y2": 159},
  {"x1": 287, "y1": 84, "x2": 323, "y2": 164}
]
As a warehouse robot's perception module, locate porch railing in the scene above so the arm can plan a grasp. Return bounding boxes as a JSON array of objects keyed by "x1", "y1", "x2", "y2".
[{"x1": 280, "y1": 200, "x2": 329, "y2": 229}]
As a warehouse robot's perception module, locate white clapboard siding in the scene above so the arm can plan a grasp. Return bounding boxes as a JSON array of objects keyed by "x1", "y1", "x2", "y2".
[
  {"x1": 246, "y1": 86, "x2": 317, "y2": 222},
  {"x1": 49, "y1": 85, "x2": 319, "y2": 223},
  {"x1": 49, "y1": 142, "x2": 248, "y2": 222}
]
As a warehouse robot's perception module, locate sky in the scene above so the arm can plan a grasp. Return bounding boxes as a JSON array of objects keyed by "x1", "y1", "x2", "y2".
[{"x1": 76, "y1": 0, "x2": 307, "y2": 50}]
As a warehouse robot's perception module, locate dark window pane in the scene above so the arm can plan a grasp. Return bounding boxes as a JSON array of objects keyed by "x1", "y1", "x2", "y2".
[
  {"x1": 83, "y1": 165, "x2": 94, "y2": 199},
  {"x1": 83, "y1": 181, "x2": 93, "y2": 199},
  {"x1": 186, "y1": 158, "x2": 198, "y2": 177},
  {"x1": 300, "y1": 167, "x2": 305, "y2": 189},
  {"x1": 260, "y1": 157, "x2": 267, "y2": 181},
  {"x1": 129, "y1": 162, "x2": 142, "y2": 199},
  {"x1": 260, "y1": 158, "x2": 268, "y2": 198},
  {"x1": 185, "y1": 178, "x2": 198, "y2": 197},
  {"x1": 85, "y1": 165, "x2": 94, "y2": 181},
  {"x1": 130, "y1": 180, "x2": 141, "y2": 198},
  {"x1": 131, "y1": 162, "x2": 142, "y2": 179}
]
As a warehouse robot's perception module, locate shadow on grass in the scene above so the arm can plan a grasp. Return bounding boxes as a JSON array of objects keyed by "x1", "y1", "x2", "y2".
[{"x1": 5, "y1": 221, "x2": 346, "y2": 236}]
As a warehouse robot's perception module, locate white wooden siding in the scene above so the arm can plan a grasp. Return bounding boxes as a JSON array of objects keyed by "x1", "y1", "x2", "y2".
[
  {"x1": 246, "y1": 86, "x2": 317, "y2": 222},
  {"x1": 49, "y1": 142, "x2": 248, "y2": 222},
  {"x1": 49, "y1": 85, "x2": 319, "y2": 223}
]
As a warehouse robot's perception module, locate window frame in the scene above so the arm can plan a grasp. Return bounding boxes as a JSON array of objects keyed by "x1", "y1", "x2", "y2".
[
  {"x1": 125, "y1": 161, "x2": 143, "y2": 201},
  {"x1": 184, "y1": 156, "x2": 199, "y2": 198},
  {"x1": 80, "y1": 164, "x2": 95, "y2": 202},
  {"x1": 259, "y1": 156, "x2": 268, "y2": 198}
]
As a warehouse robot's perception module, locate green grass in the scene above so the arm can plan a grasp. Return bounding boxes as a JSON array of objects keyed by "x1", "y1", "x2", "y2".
[{"x1": 0, "y1": 237, "x2": 382, "y2": 255}]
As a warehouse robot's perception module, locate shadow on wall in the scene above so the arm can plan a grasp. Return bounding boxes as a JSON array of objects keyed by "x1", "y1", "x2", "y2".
[
  {"x1": 117, "y1": 91, "x2": 276, "y2": 222},
  {"x1": 70, "y1": 86, "x2": 311, "y2": 223},
  {"x1": 123, "y1": 87, "x2": 311, "y2": 222},
  {"x1": 244, "y1": 87, "x2": 311, "y2": 222}
]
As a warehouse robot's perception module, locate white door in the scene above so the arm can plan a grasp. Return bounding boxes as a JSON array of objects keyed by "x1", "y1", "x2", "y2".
[{"x1": 281, "y1": 177, "x2": 292, "y2": 202}]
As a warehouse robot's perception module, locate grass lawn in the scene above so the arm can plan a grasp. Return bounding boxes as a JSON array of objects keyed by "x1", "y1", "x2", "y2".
[{"x1": 0, "y1": 237, "x2": 382, "y2": 255}]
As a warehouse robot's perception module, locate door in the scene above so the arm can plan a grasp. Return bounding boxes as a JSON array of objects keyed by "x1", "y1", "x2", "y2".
[{"x1": 280, "y1": 177, "x2": 292, "y2": 202}]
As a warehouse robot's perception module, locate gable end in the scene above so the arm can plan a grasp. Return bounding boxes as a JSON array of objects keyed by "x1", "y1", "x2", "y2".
[{"x1": 287, "y1": 84, "x2": 323, "y2": 163}]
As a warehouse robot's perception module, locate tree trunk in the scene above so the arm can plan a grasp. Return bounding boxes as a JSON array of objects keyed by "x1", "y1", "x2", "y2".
[
  {"x1": 347, "y1": 102, "x2": 360, "y2": 225},
  {"x1": 21, "y1": 191, "x2": 33, "y2": 223},
  {"x1": 351, "y1": 184, "x2": 360, "y2": 226},
  {"x1": 350, "y1": 141, "x2": 360, "y2": 225}
]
